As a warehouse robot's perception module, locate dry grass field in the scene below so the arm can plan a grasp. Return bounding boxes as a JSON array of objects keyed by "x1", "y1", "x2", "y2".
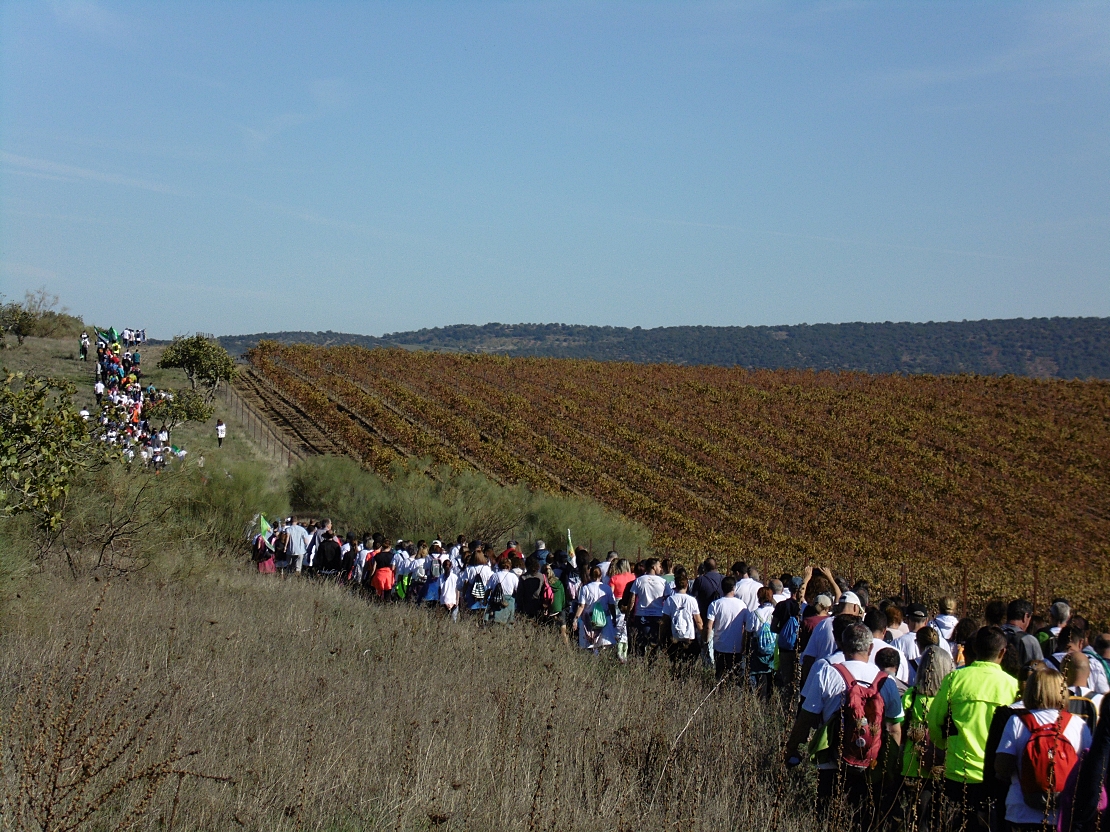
[{"x1": 0, "y1": 572, "x2": 818, "y2": 832}]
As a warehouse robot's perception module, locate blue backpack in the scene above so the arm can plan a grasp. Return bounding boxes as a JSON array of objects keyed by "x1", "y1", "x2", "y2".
[
  {"x1": 756, "y1": 619, "x2": 777, "y2": 659},
  {"x1": 778, "y1": 613, "x2": 801, "y2": 651}
]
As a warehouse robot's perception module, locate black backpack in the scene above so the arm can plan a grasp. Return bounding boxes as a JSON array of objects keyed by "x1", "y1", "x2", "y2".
[{"x1": 487, "y1": 576, "x2": 506, "y2": 611}]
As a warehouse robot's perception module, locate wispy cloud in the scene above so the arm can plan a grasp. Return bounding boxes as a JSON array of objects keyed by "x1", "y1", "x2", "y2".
[{"x1": 0, "y1": 151, "x2": 185, "y2": 196}]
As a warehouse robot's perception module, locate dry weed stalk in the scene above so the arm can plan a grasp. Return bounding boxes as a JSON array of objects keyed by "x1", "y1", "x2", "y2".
[{"x1": 0, "y1": 585, "x2": 230, "y2": 831}]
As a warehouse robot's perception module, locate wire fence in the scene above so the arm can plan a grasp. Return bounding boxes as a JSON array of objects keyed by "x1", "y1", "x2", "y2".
[{"x1": 218, "y1": 382, "x2": 305, "y2": 468}]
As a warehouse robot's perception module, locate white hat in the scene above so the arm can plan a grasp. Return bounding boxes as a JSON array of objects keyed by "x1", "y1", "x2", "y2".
[{"x1": 840, "y1": 591, "x2": 862, "y2": 608}]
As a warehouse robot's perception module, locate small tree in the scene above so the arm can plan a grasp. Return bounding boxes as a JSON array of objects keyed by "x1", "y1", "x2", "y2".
[
  {"x1": 144, "y1": 388, "x2": 215, "y2": 432},
  {"x1": 0, "y1": 302, "x2": 38, "y2": 346},
  {"x1": 0, "y1": 371, "x2": 113, "y2": 532},
  {"x1": 158, "y1": 335, "x2": 236, "y2": 400}
]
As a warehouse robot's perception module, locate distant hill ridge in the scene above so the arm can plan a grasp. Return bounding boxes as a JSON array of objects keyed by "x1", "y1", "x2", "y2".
[{"x1": 218, "y1": 316, "x2": 1110, "y2": 379}]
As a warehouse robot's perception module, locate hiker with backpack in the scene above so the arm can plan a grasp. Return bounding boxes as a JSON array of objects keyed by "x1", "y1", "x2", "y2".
[
  {"x1": 484, "y1": 556, "x2": 519, "y2": 625},
  {"x1": 661, "y1": 574, "x2": 702, "y2": 667},
  {"x1": 994, "y1": 665, "x2": 1091, "y2": 829},
  {"x1": 771, "y1": 573, "x2": 805, "y2": 698},
  {"x1": 460, "y1": 548, "x2": 493, "y2": 615},
  {"x1": 783, "y1": 622, "x2": 905, "y2": 827},
  {"x1": 1062, "y1": 652, "x2": 1102, "y2": 730},
  {"x1": 743, "y1": 586, "x2": 777, "y2": 698},
  {"x1": 572, "y1": 566, "x2": 617, "y2": 654},
  {"x1": 1001, "y1": 600, "x2": 1045, "y2": 676},
  {"x1": 928, "y1": 626, "x2": 1020, "y2": 832}
]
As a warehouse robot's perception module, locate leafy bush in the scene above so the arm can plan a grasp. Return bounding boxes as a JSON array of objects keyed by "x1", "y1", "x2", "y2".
[{"x1": 289, "y1": 455, "x2": 651, "y2": 552}]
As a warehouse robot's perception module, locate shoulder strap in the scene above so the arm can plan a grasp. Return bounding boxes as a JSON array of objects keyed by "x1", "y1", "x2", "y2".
[
  {"x1": 1018, "y1": 711, "x2": 1039, "y2": 733},
  {"x1": 831, "y1": 662, "x2": 854, "y2": 686},
  {"x1": 872, "y1": 670, "x2": 888, "y2": 689}
]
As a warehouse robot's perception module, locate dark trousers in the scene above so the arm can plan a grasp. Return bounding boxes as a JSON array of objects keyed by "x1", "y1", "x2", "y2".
[
  {"x1": 714, "y1": 651, "x2": 742, "y2": 682},
  {"x1": 631, "y1": 615, "x2": 661, "y2": 657}
]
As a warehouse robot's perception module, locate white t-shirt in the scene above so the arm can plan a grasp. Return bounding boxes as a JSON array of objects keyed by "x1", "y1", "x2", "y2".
[
  {"x1": 707, "y1": 596, "x2": 747, "y2": 654},
  {"x1": 462, "y1": 564, "x2": 493, "y2": 594},
  {"x1": 997, "y1": 709, "x2": 1091, "y2": 825},
  {"x1": 662, "y1": 592, "x2": 701, "y2": 641},
  {"x1": 872, "y1": 637, "x2": 911, "y2": 684},
  {"x1": 439, "y1": 572, "x2": 459, "y2": 607},
  {"x1": 487, "y1": 569, "x2": 519, "y2": 597},
  {"x1": 772, "y1": 591, "x2": 791, "y2": 606},
  {"x1": 630, "y1": 574, "x2": 669, "y2": 617},
  {"x1": 576, "y1": 581, "x2": 617, "y2": 647},
  {"x1": 894, "y1": 630, "x2": 953, "y2": 663},
  {"x1": 800, "y1": 659, "x2": 905, "y2": 769},
  {"x1": 735, "y1": 577, "x2": 761, "y2": 611}
]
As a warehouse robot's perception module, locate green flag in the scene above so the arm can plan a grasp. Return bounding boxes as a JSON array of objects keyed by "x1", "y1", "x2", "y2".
[{"x1": 259, "y1": 514, "x2": 274, "y2": 550}]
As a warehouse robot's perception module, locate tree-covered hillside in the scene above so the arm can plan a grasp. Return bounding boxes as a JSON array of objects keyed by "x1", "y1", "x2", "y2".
[{"x1": 219, "y1": 316, "x2": 1110, "y2": 379}]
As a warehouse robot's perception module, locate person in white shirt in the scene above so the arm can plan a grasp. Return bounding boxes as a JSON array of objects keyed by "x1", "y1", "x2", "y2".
[
  {"x1": 438, "y1": 561, "x2": 460, "y2": 620},
  {"x1": 283, "y1": 517, "x2": 312, "y2": 573},
  {"x1": 742, "y1": 587, "x2": 778, "y2": 697},
  {"x1": 629, "y1": 558, "x2": 669, "y2": 656},
  {"x1": 995, "y1": 666, "x2": 1092, "y2": 828},
  {"x1": 769, "y1": 578, "x2": 790, "y2": 606},
  {"x1": 735, "y1": 565, "x2": 762, "y2": 611},
  {"x1": 460, "y1": 552, "x2": 494, "y2": 612},
  {"x1": 1049, "y1": 626, "x2": 1110, "y2": 695},
  {"x1": 485, "y1": 556, "x2": 520, "y2": 624},
  {"x1": 1063, "y1": 651, "x2": 1104, "y2": 721},
  {"x1": 801, "y1": 591, "x2": 864, "y2": 685},
  {"x1": 785, "y1": 623, "x2": 904, "y2": 820},
  {"x1": 216, "y1": 419, "x2": 226, "y2": 448},
  {"x1": 572, "y1": 567, "x2": 617, "y2": 653},
  {"x1": 864, "y1": 609, "x2": 910, "y2": 684},
  {"x1": 707, "y1": 577, "x2": 748, "y2": 682},
  {"x1": 662, "y1": 576, "x2": 702, "y2": 666}
]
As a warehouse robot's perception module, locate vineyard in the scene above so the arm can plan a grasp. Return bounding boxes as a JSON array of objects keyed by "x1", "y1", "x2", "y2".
[{"x1": 245, "y1": 341, "x2": 1110, "y2": 621}]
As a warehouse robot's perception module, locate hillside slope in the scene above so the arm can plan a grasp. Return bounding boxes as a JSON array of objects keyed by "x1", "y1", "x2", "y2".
[
  {"x1": 246, "y1": 342, "x2": 1110, "y2": 620},
  {"x1": 219, "y1": 316, "x2": 1110, "y2": 378}
]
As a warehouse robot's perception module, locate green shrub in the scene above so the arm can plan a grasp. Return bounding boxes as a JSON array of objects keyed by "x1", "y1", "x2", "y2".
[{"x1": 289, "y1": 455, "x2": 651, "y2": 553}]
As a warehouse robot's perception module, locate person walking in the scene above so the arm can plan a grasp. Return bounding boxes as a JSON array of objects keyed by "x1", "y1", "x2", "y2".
[
  {"x1": 216, "y1": 419, "x2": 226, "y2": 448},
  {"x1": 928, "y1": 626, "x2": 1020, "y2": 832}
]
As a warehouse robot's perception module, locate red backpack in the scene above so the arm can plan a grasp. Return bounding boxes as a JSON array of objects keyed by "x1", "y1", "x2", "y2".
[
  {"x1": 829, "y1": 664, "x2": 888, "y2": 769},
  {"x1": 1018, "y1": 711, "x2": 1079, "y2": 811}
]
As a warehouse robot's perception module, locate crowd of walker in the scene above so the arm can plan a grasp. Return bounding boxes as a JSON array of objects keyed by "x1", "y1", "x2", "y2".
[
  {"x1": 251, "y1": 518, "x2": 1110, "y2": 832},
  {"x1": 80, "y1": 327, "x2": 194, "y2": 468}
]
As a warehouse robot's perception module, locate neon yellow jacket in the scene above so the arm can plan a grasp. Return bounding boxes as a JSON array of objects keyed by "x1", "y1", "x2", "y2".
[{"x1": 927, "y1": 661, "x2": 1018, "y2": 784}]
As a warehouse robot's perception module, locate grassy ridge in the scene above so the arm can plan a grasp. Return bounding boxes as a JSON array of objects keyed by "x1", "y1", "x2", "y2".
[{"x1": 250, "y1": 342, "x2": 1110, "y2": 622}]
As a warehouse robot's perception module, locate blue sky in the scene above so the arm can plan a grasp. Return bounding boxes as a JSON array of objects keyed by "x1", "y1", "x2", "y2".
[{"x1": 2, "y1": 1, "x2": 1108, "y2": 338}]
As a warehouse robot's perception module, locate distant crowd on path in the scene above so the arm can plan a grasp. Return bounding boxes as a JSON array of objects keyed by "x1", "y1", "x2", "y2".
[
  {"x1": 81, "y1": 329, "x2": 188, "y2": 469},
  {"x1": 251, "y1": 518, "x2": 1110, "y2": 832}
]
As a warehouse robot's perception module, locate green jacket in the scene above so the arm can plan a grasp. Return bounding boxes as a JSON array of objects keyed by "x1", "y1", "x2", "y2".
[{"x1": 927, "y1": 661, "x2": 1018, "y2": 784}]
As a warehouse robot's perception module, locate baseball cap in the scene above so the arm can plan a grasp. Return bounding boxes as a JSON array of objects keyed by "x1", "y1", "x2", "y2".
[
  {"x1": 906, "y1": 603, "x2": 928, "y2": 620},
  {"x1": 839, "y1": 591, "x2": 862, "y2": 608}
]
